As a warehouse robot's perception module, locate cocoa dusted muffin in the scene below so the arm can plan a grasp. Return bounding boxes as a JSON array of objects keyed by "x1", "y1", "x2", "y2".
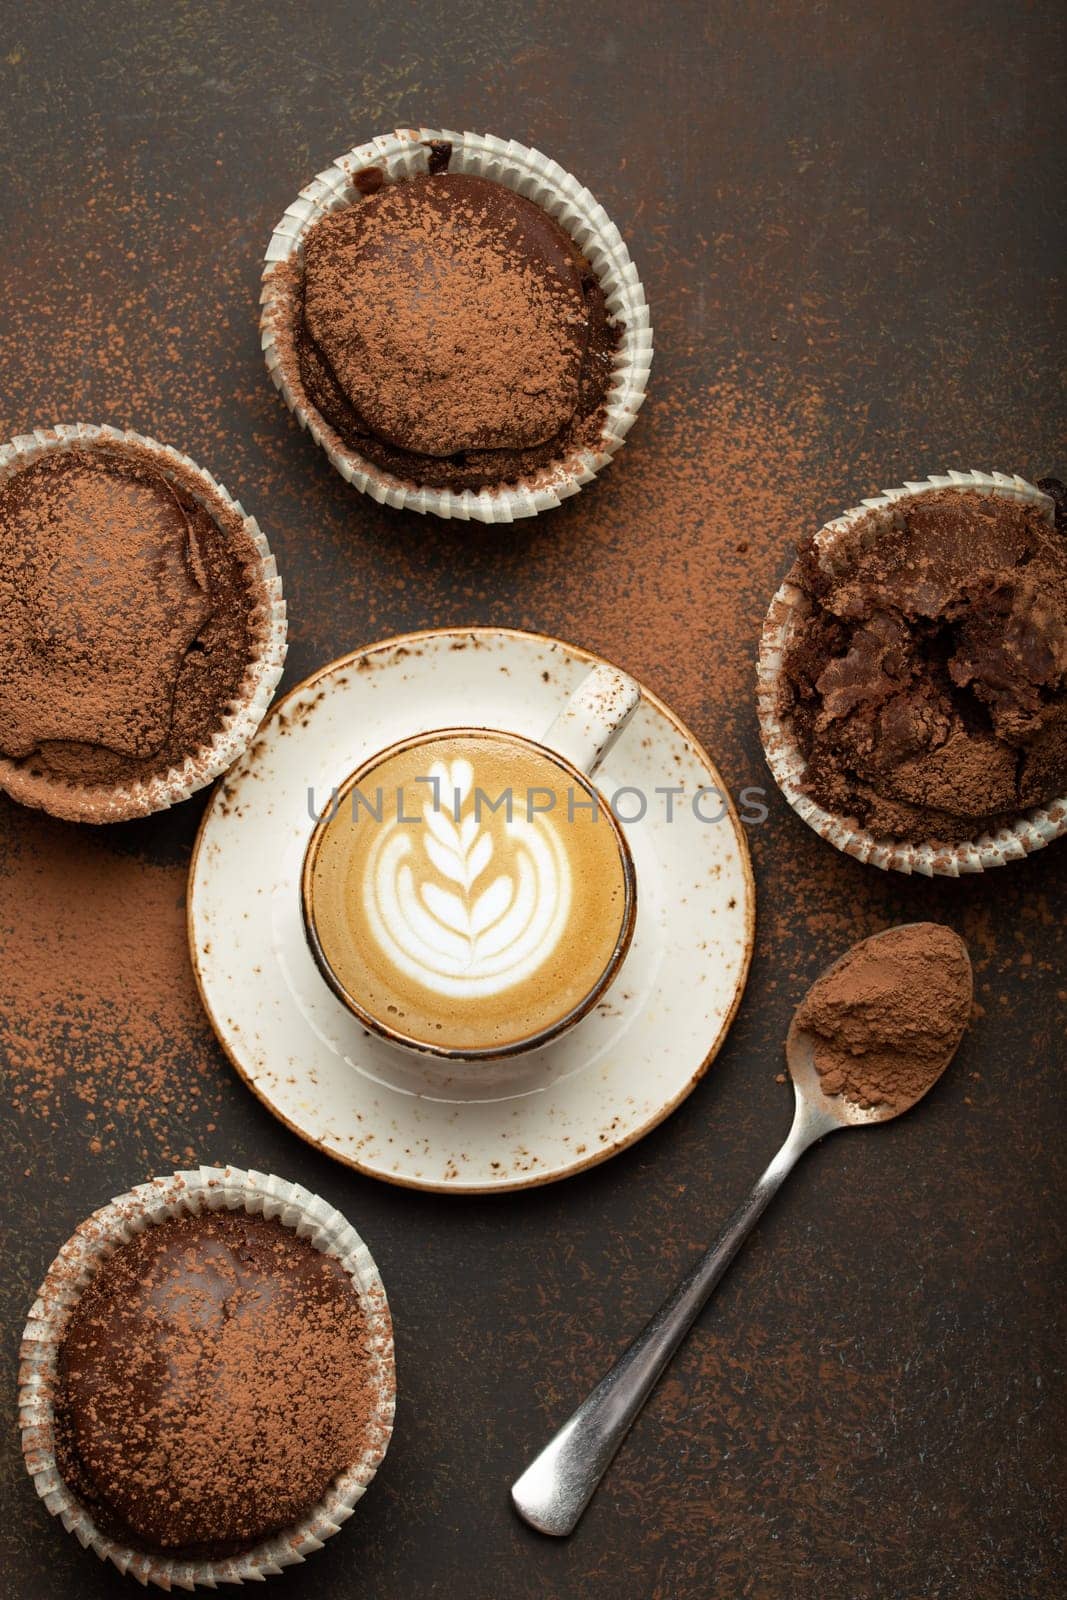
[
  {"x1": 52, "y1": 1210, "x2": 378, "y2": 1559},
  {"x1": 0, "y1": 440, "x2": 271, "y2": 807},
  {"x1": 778, "y1": 484, "x2": 1067, "y2": 844},
  {"x1": 283, "y1": 161, "x2": 620, "y2": 492}
]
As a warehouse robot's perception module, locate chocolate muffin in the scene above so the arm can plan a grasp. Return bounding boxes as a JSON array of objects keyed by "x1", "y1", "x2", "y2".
[
  {"x1": 777, "y1": 484, "x2": 1067, "y2": 844},
  {"x1": 279, "y1": 164, "x2": 620, "y2": 493},
  {"x1": 52, "y1": 1210, "x2": 378, "y2": 1559},
  {"x1": 0, "y1": 436, "x2": 279, "y2": 817}
]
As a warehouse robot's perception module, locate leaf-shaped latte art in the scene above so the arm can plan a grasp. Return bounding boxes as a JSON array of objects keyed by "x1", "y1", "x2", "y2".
[{"x1": 363, "y1": 757, "x2": 573, "y2": 998}]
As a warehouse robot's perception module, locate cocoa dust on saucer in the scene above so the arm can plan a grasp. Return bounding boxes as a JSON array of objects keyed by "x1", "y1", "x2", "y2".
[{"x1": 794, "y1": 923, "x2": 973, "y2": 1112}]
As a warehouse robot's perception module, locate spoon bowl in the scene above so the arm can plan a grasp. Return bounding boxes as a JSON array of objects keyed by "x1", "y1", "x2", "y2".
[{"x1": 785, "y1": 921, "x2": 973, "y2": 1132}]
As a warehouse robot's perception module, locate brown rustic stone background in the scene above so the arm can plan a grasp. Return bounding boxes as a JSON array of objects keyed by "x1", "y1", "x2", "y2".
[{"x1": 1, "y1": 3, "x2": 1064, "y2": 1597}]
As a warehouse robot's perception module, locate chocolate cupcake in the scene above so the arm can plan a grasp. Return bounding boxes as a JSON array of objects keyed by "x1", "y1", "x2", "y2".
[
  {"x1": 757, "y1": 473, "x2": 1067, "y2": 875},
  {"x1": 20, "y1": 1168, "x2": 395, "y2": 1589},
  {"x1": 0, "y1": 425, "x2": 287, "y2": 823},
  {"x1": 262, "y1": 128, "x2": 652, "y2": 522}
]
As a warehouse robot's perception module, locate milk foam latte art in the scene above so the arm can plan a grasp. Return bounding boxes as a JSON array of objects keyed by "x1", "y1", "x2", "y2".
[
  {"x1": 304, "y1": 731, "x2": 636, "y2": 1056},
  {"x1": 366, "y1": 753, "x2": 573, "y2": 998}
]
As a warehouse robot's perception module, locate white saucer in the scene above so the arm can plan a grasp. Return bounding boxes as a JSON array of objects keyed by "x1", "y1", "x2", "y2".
[{"x1": 188, "y1": 629, "x2": 755, "y2": 1193}]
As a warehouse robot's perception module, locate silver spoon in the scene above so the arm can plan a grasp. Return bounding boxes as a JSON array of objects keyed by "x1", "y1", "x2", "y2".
[{"x1": 511, "y1": 924, "x2": 972, "y2": 1537}]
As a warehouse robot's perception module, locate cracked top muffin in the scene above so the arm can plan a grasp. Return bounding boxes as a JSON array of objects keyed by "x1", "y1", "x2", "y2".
[{"x1": 776, "y1": 482, "x2": 1067, "y2": 844}]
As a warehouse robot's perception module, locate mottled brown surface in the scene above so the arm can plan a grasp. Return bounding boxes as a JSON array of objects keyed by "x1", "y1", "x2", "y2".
[
  {"x1": 1, "y1": 3, "x2": 1064, "y2": 1599},
  {"x1": 54, "y1": 1211, "x2": 376, "y2": 1557}
]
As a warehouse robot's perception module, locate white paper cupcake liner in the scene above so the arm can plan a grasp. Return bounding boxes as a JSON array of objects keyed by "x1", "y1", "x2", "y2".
[
  {"x1": 19, "y1": 1165, "x2": 396, "y2": 1590},
  {"x1": 0, "y1": 424, "x2": 288, "y2": 824},
  {"x1": 260, "y1": 126, "x2": 652, "y2": 523},
  {"x1": 757, "y1": 470, "x2": 1067, "y2": 876}
]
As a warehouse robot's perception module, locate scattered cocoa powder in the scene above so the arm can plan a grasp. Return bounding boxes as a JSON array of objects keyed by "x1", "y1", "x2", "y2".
[
  {"x1": 793, "y1": 923, "x2": 973, "y2": 1111},
  {"x1": 0, "y1": 803, "x2": 223, "y2": 1167},
  {"x1": 0, "y1": 53, "x2": 1060, "y2": 1593},
  {"x1": 53, "y1": 1209, "x2": 378, "y2": 1556}
]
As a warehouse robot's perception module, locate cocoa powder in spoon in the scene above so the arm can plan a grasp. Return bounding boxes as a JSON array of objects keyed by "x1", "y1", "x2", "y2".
[{"x1": 794, "y1": 922, "x2": 973, "y2": 1111}]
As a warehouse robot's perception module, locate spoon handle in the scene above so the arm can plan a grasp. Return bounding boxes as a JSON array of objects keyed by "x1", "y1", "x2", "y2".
[{"x1": 511, "y1": 1105, "x2": 826, "y2": 1536}]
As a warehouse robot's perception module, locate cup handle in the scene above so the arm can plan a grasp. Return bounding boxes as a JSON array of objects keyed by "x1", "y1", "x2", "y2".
[{"x1": 540, "y1": 665, "x2": 641, "y2": 778}]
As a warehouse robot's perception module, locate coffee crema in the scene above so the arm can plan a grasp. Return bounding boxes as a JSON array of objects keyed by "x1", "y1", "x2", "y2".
[{"x1": 304, "y1": 731, "x2": 634, "y2": 1054}]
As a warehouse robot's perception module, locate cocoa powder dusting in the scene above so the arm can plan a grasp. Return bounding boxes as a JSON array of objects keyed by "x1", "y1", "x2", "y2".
[
  {"x1": 794, "y1": 923, "x2": 973, "y2": 1111},
  {"x1": 0, "y1": 450, "x2": 212, "y2": 761},
  {"x1": 53, "y1": 1210, "x2": 378, "y2": 1556},
  {"x1": 304, "y1": 174, "x2": 588, "y2": 455},
  {"x1": 0, "y1": 439, "x2": 268, "y2": 805},
  {"x1": 272, "y1": 171, "x2": 619, "y2": 492}
]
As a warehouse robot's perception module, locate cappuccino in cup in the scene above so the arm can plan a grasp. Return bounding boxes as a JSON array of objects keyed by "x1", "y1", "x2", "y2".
[{"x1": 304, "y1": 728, "x2": 635, "y2": 1058}]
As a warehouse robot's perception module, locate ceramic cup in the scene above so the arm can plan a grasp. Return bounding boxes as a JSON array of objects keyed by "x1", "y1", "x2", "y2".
[{"x1": 302, "y1": 665, "x2": 640, "y2": 1060}]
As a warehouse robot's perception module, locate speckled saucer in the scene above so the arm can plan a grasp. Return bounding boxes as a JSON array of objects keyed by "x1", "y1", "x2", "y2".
[{"x1": 188, "y1": 629, "x2": 754, "y2": 1193}]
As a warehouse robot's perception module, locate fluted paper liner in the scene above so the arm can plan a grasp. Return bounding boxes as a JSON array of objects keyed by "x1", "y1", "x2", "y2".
[
  {"x1": 757, "y1": 470, "x2": 1067, "y2": 876},
  {"x1": 19, "y1": 1166, "x2": 396, "y2": 1590},
  {"x1": 0, "y1": 424, "x2": 288, "y2": 824},
  {"x1": 261, "y1": 127, "x2": 653, "y2": 522}
]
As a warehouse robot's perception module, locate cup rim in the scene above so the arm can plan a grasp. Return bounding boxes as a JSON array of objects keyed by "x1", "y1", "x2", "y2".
[{"x1": 300, "y1": 724, "x2": 638, "y2": 1060}]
